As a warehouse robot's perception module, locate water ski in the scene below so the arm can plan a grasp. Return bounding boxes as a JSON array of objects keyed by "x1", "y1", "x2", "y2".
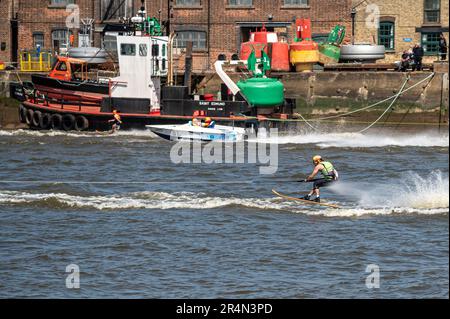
[
  {"x1": 272, "y1": 189, "x2": 340, "y2": 209},
  {"x1": 94, "y1": 130, "x2": 114, "y2": 135}
]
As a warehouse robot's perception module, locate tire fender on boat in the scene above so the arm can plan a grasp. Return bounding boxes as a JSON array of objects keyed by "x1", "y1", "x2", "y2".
[
  {"x1": 74, "y1": 116, "x2": 89, "y2": 131},
  {"x1": 62, "y1": 114, "x2": 76, "y2": 131},
  {"x1": 25, "y1": 108, "x2": 34, "y2": 126},
  {"x1": 18, "y1": 105, "x2": 27, "y2": 123},
  {"x1": 32, "y1": 110, "x2": 42, "y2": 128},
  {"x1": 51, "y1": 114, "x2": 63, "y2": 130},
  {"x1": 40, "y1": 113, "x2": 52, "y2": 130}
]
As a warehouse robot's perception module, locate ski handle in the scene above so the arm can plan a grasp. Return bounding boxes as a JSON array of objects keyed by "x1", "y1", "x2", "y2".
[{"x1": 297, "y1": 179, "x2": 323, "y2": 183}]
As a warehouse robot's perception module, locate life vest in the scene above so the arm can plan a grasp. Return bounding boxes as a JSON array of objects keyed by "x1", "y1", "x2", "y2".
[{"x1": 319, "y1": 161, "x2": 337, "y2": 180}]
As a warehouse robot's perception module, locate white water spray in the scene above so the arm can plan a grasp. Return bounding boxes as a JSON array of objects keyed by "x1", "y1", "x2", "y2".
[{"x1": 254, "y1": 132, "x2": 449, "y2": 148}]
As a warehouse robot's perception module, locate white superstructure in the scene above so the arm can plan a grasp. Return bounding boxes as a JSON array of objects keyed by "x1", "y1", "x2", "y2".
[{"x1": 110, "y1": 35, "x2": 168, "y2": 111}]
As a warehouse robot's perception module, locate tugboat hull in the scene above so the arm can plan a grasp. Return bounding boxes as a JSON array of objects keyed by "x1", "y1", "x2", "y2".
[{"x1": 19, "y1": 101, "x2": 250, "y2": 132}]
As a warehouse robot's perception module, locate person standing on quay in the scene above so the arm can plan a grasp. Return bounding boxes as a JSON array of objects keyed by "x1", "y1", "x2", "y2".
[
  {"x1": 439, "y1": 34, "x2": 447, "y2": 61},
  {"x1": 412, "y1": 43, "x2": 424, "y2": 71}
]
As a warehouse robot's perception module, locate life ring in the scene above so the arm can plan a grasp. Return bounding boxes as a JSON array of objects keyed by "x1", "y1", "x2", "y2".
[
  {"x1": 74, "y1": 116, "x2": 89, "y2": 131},
  {"x1": 25, "y1": 108, "x2": 34, "y2": 126},
  {"x1": 32, "y1": 110, "x2": 42, "y2": 128},
  {"x1": 18, "y1": 105, "x2": 27, "y2": 123},
  {"x1": 51, "y1": 114, "x2": 63, "y2": 130},
  {"x1": 62, "y1": 114, "x2": 76, "y2": 131},
  {"x1": 40, "y1": 113, "x2": 52, "y2": 130}
]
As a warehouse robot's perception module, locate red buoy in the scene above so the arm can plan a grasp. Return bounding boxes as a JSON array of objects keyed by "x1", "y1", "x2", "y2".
[
  {"x1": 253, "y1": 24, "x2": 269, "y2": 44},
  {"x1": 240, "y1": 42, "x2": 268, "y2": 60}
]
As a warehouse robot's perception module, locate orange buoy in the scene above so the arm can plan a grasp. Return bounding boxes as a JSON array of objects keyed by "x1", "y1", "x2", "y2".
[{"x1": 270, "y1": 42, "x2": 290, "y2": 72}]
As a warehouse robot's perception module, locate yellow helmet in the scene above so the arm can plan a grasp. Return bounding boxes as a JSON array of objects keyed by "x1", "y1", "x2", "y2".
[{"x1": 312, "y1": 155, "x2": 322, "y2": 163}]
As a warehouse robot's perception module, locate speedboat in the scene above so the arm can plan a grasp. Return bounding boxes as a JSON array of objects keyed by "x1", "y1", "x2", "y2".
[{"x1": 146, "y1": 122, "x2": 246, "y2": 141}]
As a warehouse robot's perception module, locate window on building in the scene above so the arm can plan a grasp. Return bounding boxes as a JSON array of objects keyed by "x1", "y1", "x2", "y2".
[
  {"x1": 424, "y1": 0, "x2": 440, "y2": 23},
  {"x1": 33, "y1": 33, "x2": 45, "y2": 48},
  {"x1": 176, "y1": 31, "x2": 207, "y2": 49},
  {"x1": 101, "y1": 0, "x2": 133, "y2": 21},
  {"x1": 50, "y1": 0, "x2": 75, "y2": 5},
  {"x1": 120, "y1": 43, "x2": 136, "y2": 56},
  {"x1": 421, "y1": 32, "x2": 440, "y2": 55},
  {"x1": 378, "y1": 21, "x2": 395, "y2": 51},
  {"x1": 52, "y1": 29, "x2": 71, "y2": 52},
  {"x1": 284, "y1": 0, "x2": 309, "y2": 6},
  {"x1": 228, "y1": 0, "x2": 253, "y2": 5},
  {"x1": 176, "y1": 0, "x2": 201, "y2": 6}
]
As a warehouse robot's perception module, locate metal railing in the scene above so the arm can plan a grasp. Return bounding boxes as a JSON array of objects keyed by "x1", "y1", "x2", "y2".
[
  {"x1": 30, "y1": 89, "x2": 100, "y2": 112},
  {"x1": 20, "y1": 50, "x2": 53, "y2": 72}
]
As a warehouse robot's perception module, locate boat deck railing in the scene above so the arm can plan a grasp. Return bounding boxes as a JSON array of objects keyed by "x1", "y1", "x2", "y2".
[{"x1": 29, "y1": 89, "x2": 101, "y2": 112}]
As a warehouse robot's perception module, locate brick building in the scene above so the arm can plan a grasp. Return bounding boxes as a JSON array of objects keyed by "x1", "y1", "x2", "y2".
[
  {"x1": 352, "y1": 0, "x2": 449, "y2": 63},
  {"x1": 0, "y1": 0, "x2": 16, "y2": 64},
  {"x1": 148, "y1": 0, "x2": 353, "y2": 72},
  {"x1": 0, "y1": 0, "x2": 353, "y2": 71}
]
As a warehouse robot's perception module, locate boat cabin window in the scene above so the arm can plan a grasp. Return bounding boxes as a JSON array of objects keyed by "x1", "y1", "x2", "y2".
[
  {"x1": 56, "y1": 62, "x2": 68, "y2": 71},
  {"x1": 120, "y1": 43, "x2": 136, "y2": 56},
  {"x1": 152, "y1": 44, "x2": 160, "y2": 57},
  {"x1": 71, "y1": 63, "x2": 85, "y2": 80},
  {"x1": 139, "y1": 44, "x2": 148, "y2": 57}
]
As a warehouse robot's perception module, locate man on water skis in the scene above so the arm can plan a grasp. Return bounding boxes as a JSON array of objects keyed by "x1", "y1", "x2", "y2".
[
  {"x1": 108, "y1": 109, "x2": 123, "y2": 134},
  {"x1": 301, "y1": 155, "x2": 339, "y2": 203}
]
